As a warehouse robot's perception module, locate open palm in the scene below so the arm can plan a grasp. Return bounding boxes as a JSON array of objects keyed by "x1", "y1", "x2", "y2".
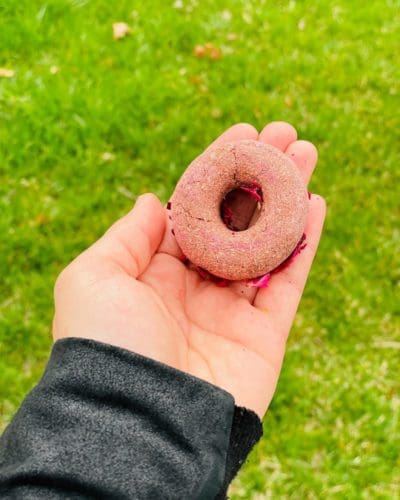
[{"x1": 53, "y1": 122, "x2": 326, "y2": 418}]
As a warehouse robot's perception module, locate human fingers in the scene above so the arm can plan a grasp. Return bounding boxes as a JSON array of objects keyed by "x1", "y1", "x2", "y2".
[
  {"x1": 258, "y1": 121, "x2": 297, "y2": 151},
  {"x1": 285, "y1": 140, "x2": 318, "y2": 184}
]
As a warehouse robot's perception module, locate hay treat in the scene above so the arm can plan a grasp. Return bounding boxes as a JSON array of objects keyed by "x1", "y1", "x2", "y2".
[{"x1": 170, "y1": 140, "x2": 309, "y2": 281}]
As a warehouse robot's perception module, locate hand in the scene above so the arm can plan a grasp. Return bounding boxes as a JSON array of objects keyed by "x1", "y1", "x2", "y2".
[{"x1": 53, "y1": 122, "x2": 326, "y2": 418}]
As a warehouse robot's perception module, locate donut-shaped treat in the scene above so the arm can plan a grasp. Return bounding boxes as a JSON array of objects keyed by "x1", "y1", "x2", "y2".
[{"x1": 171, "y1": 139, "x2": 309, "y2": 281}]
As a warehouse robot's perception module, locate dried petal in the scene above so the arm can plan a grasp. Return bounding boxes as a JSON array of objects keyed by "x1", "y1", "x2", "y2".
[
  {"x1": 221, "y1": 201, "x2": 240, "y2": 231},
  {"x1": 239, "y1": 183, "x2": 263, "y2": 203},
  {"x1": 246, "y1": 234, "x2": 307, "y2": 288},
  {"x1": 179, "y1": 254, "x2": 189, "y2": 264},
  {"x1": 193, "y1": 43, "x2": 222, "y2": 60},
  {"x1": 247, "y1": 273, "x2": 271, "y2": 288},
  {"x1": 209, "y1": 47, "x2": 222, "y2": 60},
  {"x1": 273, "y1": 233, "x2": 307, "y2": 272},
  {"x1": 194, "y1": 45, "x2": 206, "y2": 58},
  {"x1": 197, "y1": 267, "x2": 209, "y2": 279}
]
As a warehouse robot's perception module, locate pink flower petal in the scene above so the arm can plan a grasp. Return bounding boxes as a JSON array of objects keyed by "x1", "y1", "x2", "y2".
[
  {"x1": 246, "y1": 273, "x2": 271, "y2": 288},
  {"x1": 221, "y1": 201, "x2": 240, "y2": 231},
  {"x1": 272, "y1": 233, "x2": 307, "y2": 272},
  {"x1": 239, "y1": 183, "x2": 263, "y2": 203},
  {"x1": 197, "y1": 267, "x2": 210, "y2": 279}
]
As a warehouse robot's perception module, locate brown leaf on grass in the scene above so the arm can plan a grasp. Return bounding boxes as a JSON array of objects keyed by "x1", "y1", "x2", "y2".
[
  {"x1": 188, "y1": 75, "x2": 208, "y2": 93},
  {"x1": 0, "y1": 68, "x2": 15, "y2": 78},
  {"x1": 204, "y1": 43, "x2": 222, "y2": 60},
  {"x1": 113, "y1": 22, "x2": 130, "y2": 40},
  {"x1": 211, "y1": 108, "x2": 222, "y2": 119},
  {"x1": 189, "y1": 75, "x2": 202, "y2": 84},
  {"x1": 209, "y1": 47, "x2": 222, "y2": 60},
  {"x1": 35, "y1": 213, "x2": 48, "y2": 226},
  {"x1": 102, "y1": 58, "x2": 114, "y2": 67},
  {"x1": 194, "y1": 45, "x2": 206, "y2": 58},
  {"x1": 284, "y1": 95, "x2": 293, "y2": 108},
  {"x1": 193, "y1": 43, "x2": 222, "y2": 60}
]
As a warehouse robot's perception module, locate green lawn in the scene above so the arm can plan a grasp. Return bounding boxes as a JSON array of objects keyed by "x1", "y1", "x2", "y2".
[{"x1": 1, "y1": 0, "x2": 399, "y2": 497}]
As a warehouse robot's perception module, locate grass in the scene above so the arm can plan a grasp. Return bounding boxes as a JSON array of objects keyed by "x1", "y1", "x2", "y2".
[{"x1": 1, "y1": 0, "x2": 399, "y2": 497}]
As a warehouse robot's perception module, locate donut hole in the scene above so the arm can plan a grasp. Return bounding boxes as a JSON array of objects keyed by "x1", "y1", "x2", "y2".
[{"x1": 220, "y1": 184, "x2": 263, "y2": 231}]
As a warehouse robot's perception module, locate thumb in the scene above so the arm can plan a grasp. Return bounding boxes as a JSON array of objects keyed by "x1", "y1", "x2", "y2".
[{"x1": 91, "y1": 193, "x2": 166, "y2": 277}]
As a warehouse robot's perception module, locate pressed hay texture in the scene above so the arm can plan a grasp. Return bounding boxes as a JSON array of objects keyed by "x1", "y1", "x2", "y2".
[{"x1": 171, "y1": 140, "x2": 308, "y2": 280}]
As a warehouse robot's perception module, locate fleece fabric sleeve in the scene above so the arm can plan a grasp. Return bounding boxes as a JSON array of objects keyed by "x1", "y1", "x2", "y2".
[{"x1": 0, "y1": 338, "x2": 262, "y2": 499}]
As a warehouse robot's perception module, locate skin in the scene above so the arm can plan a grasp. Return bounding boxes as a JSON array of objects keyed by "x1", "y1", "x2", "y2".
[{"x1": 53, "y1": 121, "x2": 326, "y2": 419}]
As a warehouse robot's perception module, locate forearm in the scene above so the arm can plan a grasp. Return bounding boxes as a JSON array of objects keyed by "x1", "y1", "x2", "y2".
[{"x1": 0, "y1": 338, "x2": 262, "y2": 499}]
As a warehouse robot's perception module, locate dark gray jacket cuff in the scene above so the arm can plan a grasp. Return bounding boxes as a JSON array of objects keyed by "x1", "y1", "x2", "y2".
[{"x1": 0, "y1": 338, "x2": 262, "y2": 499}]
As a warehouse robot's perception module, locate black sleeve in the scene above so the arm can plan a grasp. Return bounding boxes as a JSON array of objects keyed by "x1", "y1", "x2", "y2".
[{"x1": 0, "y1": 338, "x2": 262, "y2": 499}]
